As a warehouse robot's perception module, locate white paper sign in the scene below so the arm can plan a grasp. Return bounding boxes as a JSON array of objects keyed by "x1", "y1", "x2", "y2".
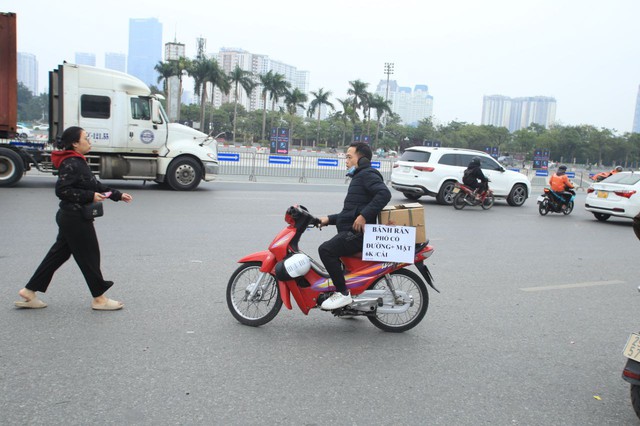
[{"x1": 362, "y1": 224, "x2": 416, "y2": 263}]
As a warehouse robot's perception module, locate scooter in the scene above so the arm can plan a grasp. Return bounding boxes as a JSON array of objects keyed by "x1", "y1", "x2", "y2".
[
  {"x1": 226, "y1": 205, "x2": 438, "y2": 333},
  {"x1": 537, "y1": 188, "x2": 575, "y2": 216},
  {"x1": 452, "y1": 182, "x2": 494, "y2": 210}
]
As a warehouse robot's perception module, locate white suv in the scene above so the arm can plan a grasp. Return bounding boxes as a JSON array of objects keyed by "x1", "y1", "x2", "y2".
[{"x1": 391, "y1": 147, "x2": 531, "y2": 206}]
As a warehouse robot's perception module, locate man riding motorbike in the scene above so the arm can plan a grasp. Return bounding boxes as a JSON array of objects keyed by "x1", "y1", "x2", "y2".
[
  {"x1": 462, "y1": 157, "x2": 489, "y2": 200},
  {"x1": 549, "y1": 165, "x2": 575, "y2": 209},
  {"x1": 592, "y1": 165, "x2": 623, "y2": 182},
  {"x1": 318, "y1": 142, "x2": 391, "y2": 310}
]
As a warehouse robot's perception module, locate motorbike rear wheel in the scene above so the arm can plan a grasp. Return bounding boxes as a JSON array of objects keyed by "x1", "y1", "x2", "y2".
[
  {"x1": 481, "y1": 193, "x2": 495, "y2": 210},
  {"x1": 538, "y1": 199, "x2": 549, "y2": 216},
  {"x1": 632, "y1": 385, "x2": 640, "y2": 419},
  {"x1": 227, "y1": 262, "x2": 282, "y2": 327},
  {"x1": 453, "y1": 193, "x2": 466, "y2": 210},
  {"x1": 367, "y1": 269, "x2": 429, "y2": 333},
  {"x1": 563, "y1": 201, "x2": 574, "y2": 215}
]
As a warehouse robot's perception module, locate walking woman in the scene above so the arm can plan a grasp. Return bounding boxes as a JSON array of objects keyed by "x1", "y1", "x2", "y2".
[{"x1": 15, "y1": 126, "x2": 132, "y2": 311}]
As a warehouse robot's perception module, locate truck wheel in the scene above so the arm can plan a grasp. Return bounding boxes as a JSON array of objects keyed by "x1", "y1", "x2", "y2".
[
  {"x1": 0, "y1": 148, "x2": 24, "y2": 187},
  {"x1": 166, "y1": 157, "x2": 202, "y2": 191}
]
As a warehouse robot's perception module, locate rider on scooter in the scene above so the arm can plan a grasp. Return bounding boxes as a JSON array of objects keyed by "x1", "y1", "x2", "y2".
[
  {"x1": 318, "y1": 142, "x2": 391, "y2": 310},
  {"x1": 549, "y1": 165, "x2": 575, "y2": 208},
  {"x1": 462, "y1": 157, "x2": 489, "y2": 200}
]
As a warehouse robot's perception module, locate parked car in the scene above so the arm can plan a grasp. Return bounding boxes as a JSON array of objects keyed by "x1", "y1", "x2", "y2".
[
  {"x1": 391, "y1": 147, "x2": 531, "y2": 206},
  {"x1": 33, "y1": 124, "x2": 49, "y2": 131},
  {"x1": 585, "y1": 172, "x2": 640, "y2": 221},
  {"x1": 16, "y1": 125, "x2": 33, "y2": 139}
]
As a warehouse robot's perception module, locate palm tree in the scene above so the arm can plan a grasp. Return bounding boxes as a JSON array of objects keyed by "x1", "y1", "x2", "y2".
[
  {"x1": 347, "y1": 79, "x2": 369, "y2": 121},
  {"x1": 368, "y1": 94, "x2": 393, "y2": 146},
  {"x1": 187, "y1": 57, "x2": 213, "y2": 131},
  {"x1": 336, "y1": 97, "x2": 357, "y2": 146},
  {"x1": 269, "y1": 73, "x2": 291, "y2": 111},
  {"x1": 154, "y1": 61, "x2": 175, "y2": 96},
  {"x1": 174, "y1": 57, "x2": 190, "y2": 122},
  {"x1": 228, "y1": 65, "x2": 255, "y2": 142},
  {"x1": 258, "y1": 70, "x2": 274, "y2": 140},
  {"x1": 283, "y1": 88, "x2": 308, "y2": 144},
  {"x1": 257, "y1": 71, "x2": 290, "y2": 140},
  {"x1": 307, "y1": 88, "x2": 334, "y2": 146},
  {"x1": 206, "y1": 59, "x2": 230, "y2": 134}
]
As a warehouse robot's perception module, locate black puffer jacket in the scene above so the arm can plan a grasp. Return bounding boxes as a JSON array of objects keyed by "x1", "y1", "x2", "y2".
[
  {"x1": 328, "y1": 157, "x2": 391, "y2": 232},
  {"x1": 54, "y1": 154, "x2": 123, "y2": 211}
]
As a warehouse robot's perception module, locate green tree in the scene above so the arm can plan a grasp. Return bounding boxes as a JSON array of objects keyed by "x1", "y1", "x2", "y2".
[
  {"x1": 154, "y1": 61, "x2": 175, "y2": 95},
  {"x1": 207, "y1": 60, "x2": 230, "y2": 133},
  {"x1": 368, "y1": 94, "x2": 393, "y2": 147},
  {"x1": 283, "y1": 88, "x2": 308, "y2": 144},
  {"x1": 347, "y1": 79, "x2": 369, "y2": 122},
  {"x1": 227, "y1": 65, "x2": 254, "y2": 142},
  {"x1": 335, "y1": 97, "x2": 357, "y2": 147},
  {"x1": 307, "y1": 88, "x2": 334, "y2": 146},
  {"x1": 187, "y1": 57, "x2": 214, "y2": 130}
]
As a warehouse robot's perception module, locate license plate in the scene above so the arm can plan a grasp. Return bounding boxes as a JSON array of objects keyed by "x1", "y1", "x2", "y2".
[
  {"x1": 401, "y1": 166, "x2": 411, "y2": 172},
  {"x1": 452, "y1": 187, "x2": 460, "y2": 193},
  {"x1": 623, "y1": 333, "x2": 640, "y2": 362},
  {"x1": 536, "y1": 195, "x2": 544, "y2": 203},
  {"x1": 597, "y1": 191, "x2": 608, "y2": 198}
]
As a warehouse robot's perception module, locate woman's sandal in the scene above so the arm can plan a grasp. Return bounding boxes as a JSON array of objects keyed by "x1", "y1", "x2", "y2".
[
  {"x1": 14, "y1": 297, "x2": 47, "y2": 309},
  {"x1": 91, "y1": 298, "x2": 124, "y2": 311}
]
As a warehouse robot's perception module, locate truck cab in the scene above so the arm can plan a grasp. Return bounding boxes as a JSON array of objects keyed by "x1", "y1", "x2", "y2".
[{"x1": 50, "y1": 63, "x2": 218, "y2": 190}]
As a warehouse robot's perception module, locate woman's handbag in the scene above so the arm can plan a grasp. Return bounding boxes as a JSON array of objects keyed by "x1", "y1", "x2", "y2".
[{"x1": 81, "y1": 202, "x2": 104, "y2": 220}]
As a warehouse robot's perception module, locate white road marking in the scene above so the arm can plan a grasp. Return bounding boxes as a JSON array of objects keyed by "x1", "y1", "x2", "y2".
[{"x1": 520, "y1": 280, "x2": 626, "y2": 292}]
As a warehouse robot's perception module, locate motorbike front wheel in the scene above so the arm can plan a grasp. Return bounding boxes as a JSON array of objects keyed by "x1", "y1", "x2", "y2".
[
  {"x1": 367, "y1": 269, "x2": 429, "y2": 333},
  {"x1": 538, "y1": 199, "x2": 550, "y2": 216},
  {"x1": 481, "y1": 193, "x2": 495, "y2": 210},
  {"x1": 563, "y1": 201, "x2": 574, "y2": 215},
  {"x1": 226, "y1": 262, "x2": 282, "y2": 327},
  {"x1": 453, "y1": 193, "x2": 466, "y2": 210}
]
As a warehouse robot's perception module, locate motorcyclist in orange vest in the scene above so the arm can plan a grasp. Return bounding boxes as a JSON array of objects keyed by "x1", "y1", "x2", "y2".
[
  {"x1": 592, "y1": 166, "x2": 623, "y2": 182},
  {"x1": 549, "y1": 165, "x2": 575, "y2": 208}
]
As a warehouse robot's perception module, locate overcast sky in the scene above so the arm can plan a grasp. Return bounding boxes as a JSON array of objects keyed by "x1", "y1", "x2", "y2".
[{"x1": 7, "y1": 0, "x2": 640, "y2": 133}]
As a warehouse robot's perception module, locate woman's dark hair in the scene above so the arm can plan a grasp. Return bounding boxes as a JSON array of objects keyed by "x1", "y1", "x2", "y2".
[
  {"x1": 349, "y1": 142, "x2": 372, "y2": 161},
  {"x1": 57, "y1": 126, "x2": 84, "y2": 150}
]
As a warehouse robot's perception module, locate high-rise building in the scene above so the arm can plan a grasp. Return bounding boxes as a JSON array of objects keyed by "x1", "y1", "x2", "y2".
[
  {"x1": 105, "y1": 52, "x2": 126, "y2": 72},
  {"x1": 17, "y1": 52, "x2": 38, "y2": 95},
  {"x1": 212, "y1": 47, "x2": 310, "y2": 115},
  {"x1": 481, "y1": 95, "x2": 511, "y2": 128},
  {"x1": 128, "y1": 18, "x2": 163, "y2": 87},
  {"x1": 633, "y1": 85, "x2": 640, "y2": 134},
  {"x1": 75, "y1": 52, "x2": 96, "y2": 66},
  {"x1": 375, "y1": 80, "x2": 434, "y2": 126},
  {"x1": 481, "y1": 95, "x2": 556, "y2": 132},
  {"x1": 164, "y1": 42, "x2": 186, "y2": 121}
]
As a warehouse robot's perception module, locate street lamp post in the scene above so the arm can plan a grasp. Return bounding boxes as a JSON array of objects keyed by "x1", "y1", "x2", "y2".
[{"x1": 382, "y1": 62, "x2": 394, "y2": 144}]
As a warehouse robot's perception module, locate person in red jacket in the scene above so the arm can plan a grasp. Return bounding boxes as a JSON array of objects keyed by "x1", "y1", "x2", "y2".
[{"x1": 549, "y1": 165, "x2": 575, "y2": 207}]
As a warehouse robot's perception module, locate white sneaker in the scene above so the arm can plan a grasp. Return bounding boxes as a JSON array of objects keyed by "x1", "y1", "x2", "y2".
[{"x1": 321, "y1": 292, "x2": 353, "y2": 310}]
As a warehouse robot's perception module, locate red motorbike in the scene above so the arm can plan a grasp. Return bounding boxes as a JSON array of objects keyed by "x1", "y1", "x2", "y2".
[
  {"x1": 452, "y1": 182, "x2": 494, "y2": 210},
  {"x1": 226, "y1": 205, "x2": 438, "y2": 332}
]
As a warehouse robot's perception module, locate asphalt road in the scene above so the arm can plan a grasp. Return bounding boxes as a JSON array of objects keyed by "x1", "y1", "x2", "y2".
[{"x1": 1, "y1": 175, "x2": 640, "y2": 425}]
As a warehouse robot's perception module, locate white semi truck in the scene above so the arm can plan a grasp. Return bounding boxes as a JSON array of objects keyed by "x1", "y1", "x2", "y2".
[{"x1": 0, "y1": 13, "x2": 218, "y2": 190}]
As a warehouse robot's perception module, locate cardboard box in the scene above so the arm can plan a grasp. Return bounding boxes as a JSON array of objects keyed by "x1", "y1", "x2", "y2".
[{"x1": 378, "y1": 203, "x2": 426, "y2": 243}]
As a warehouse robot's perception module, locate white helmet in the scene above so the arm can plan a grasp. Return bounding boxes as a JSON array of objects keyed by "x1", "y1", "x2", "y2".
[{"x1": 283, "y1": 253, "x2": 311, "y2": 278}]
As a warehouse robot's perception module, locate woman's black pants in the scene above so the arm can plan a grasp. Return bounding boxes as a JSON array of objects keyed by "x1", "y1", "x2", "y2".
[{"x1": 25, "y1": 209, "x2": 113, "y2": 298}]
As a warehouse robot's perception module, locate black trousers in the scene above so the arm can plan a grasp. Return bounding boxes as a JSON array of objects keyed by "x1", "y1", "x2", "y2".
[
  {"x1": 25, "y1": 209, "x2": 113, "y2": 298},
  {"x1": 318, "y1": 231, "x2": 363, "y2": 294}
]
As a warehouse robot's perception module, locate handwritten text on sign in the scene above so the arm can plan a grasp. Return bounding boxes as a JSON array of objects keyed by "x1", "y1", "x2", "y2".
[{"x1": 362, "y1": 224, "x2": 416, "y2": 263}]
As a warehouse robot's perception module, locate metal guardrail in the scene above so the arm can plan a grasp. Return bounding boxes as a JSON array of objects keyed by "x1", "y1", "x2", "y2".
[
  {"x1": 217, "y1": 147, "x2": 395, "y2": 183},
  {"x1": 217, "y1": 147, "x2": 604, "y2": 189}
]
